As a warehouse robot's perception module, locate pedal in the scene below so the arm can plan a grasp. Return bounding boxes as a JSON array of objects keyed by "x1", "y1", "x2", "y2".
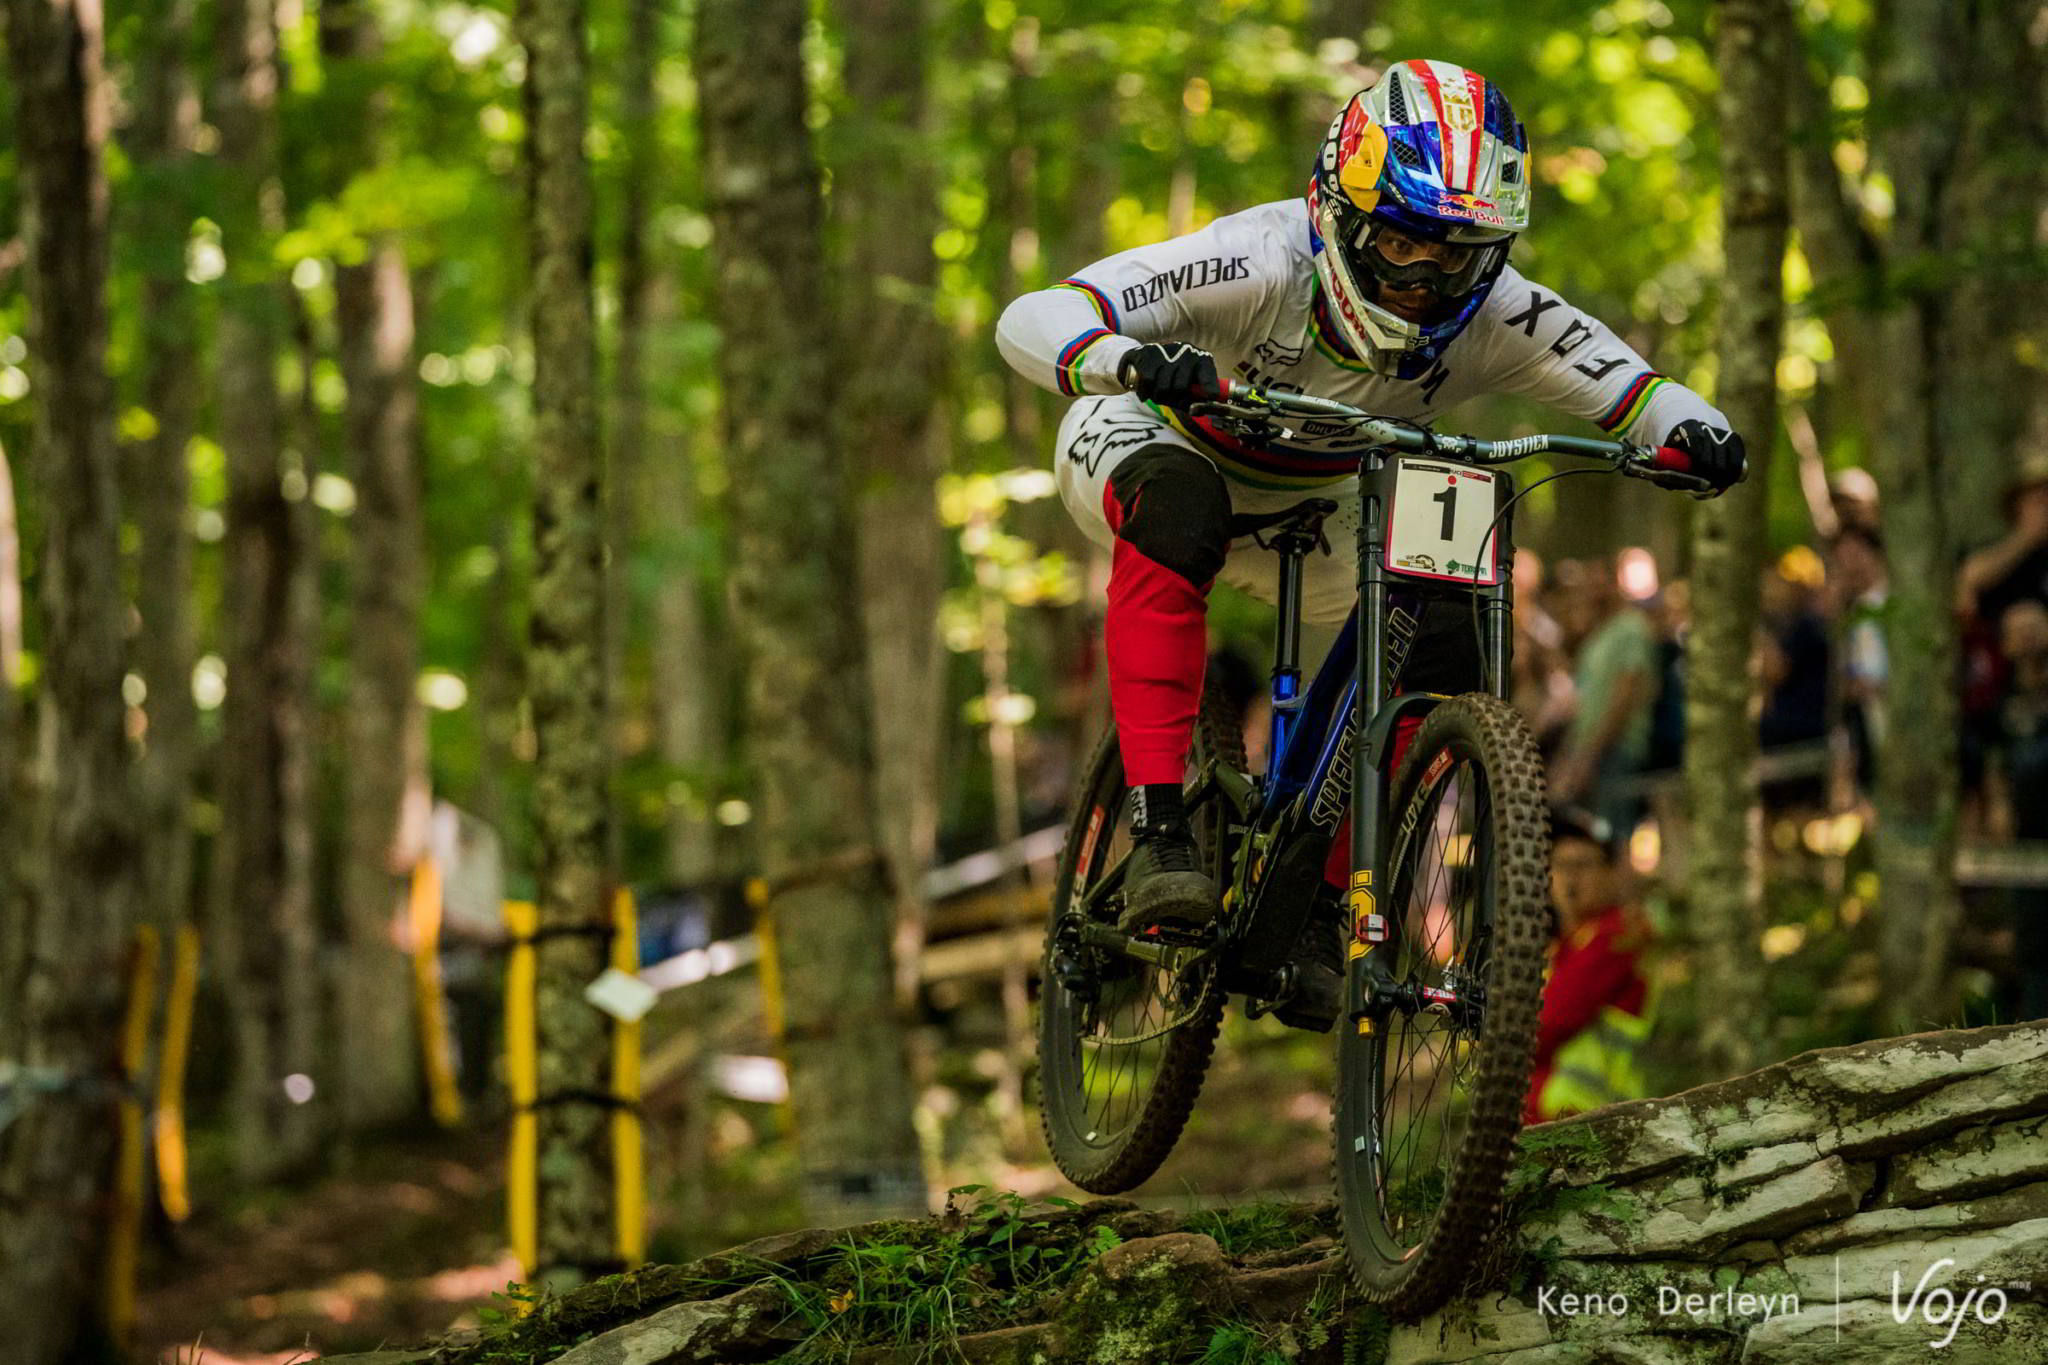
[{"x1": 1131, "y1": 920, "x2": 1215, "y2": 950}]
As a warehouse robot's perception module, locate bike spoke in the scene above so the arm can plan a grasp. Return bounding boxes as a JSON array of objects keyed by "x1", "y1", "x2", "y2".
[{"x1": 1370, "y1": 751, "x2": 1494, "y2": 1249}]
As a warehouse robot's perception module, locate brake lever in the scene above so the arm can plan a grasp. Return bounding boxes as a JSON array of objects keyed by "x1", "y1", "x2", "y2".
[
  {"x1": 1187, "y1": 401, "x2": 1293, "y2": 445},
  {"x1": 1619, "y1": 451, "x2": 1718, "y2": 498}
]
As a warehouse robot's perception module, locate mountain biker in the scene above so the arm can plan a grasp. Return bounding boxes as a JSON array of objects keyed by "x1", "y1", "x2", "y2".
[{"x1": 996, "y1": 59, "x2": 1746, "y2": 937}]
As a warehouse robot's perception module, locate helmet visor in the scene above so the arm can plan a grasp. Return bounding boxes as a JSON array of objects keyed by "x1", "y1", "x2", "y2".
[{"x1": 1334, "y1": 210, "x2": 1506, "y2": 304}]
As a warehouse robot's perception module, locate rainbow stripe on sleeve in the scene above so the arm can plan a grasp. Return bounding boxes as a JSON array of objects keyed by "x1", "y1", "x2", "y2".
[
  {"x1": 1055, "y1": 328, "x2": 1114, "y2": 396},
  {"x1": 1055, "y1": 278, "x2": 1120, "y2": 329},
  {"x1": 1598, "y1": 371, "x2": 1670, "y2": 433}
]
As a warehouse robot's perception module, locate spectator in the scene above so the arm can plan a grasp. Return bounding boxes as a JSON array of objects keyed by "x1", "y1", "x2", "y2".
[
  {"x1": 1759, "y1": 551, "x2": 1831, "y2": 751},
  {"x1": 1525, "y1": 813, "x2": 1652, "y2": 1123},
  {"x1": 1958, "y1": 454, "x2": 2048, "y2": 807},
  {"x1": 1958, "y1": 452, "x2": 2048, "y2": 626},
  {"x1": 1987, "y1": 601, "x2": 2048, "y2": 1022},
  {"x1": 1829, "y1": 467, "x2": 1881, "y2": 538},
  {"x1": 1645, "y1": 579, "x2": 1689, "y2": 773},
  {"x1": 1511, "y1": 548, "x2": 1575, "y2": 757},
  {"x1": 1829, "y1": 525, "x2": 1888, "y2": 794},
  {"x1": 1551, "y1": 556, "x2": 1657, "y2": 840}
]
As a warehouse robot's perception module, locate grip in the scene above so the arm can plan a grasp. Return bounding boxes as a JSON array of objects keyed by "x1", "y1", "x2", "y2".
[{"x1": 1651, "y1": 445, "x2": 1693, "y2": 474}]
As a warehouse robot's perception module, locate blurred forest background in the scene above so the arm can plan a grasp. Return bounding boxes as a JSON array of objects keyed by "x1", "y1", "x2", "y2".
[{"x1": 0, "y1": 0, "x2": 2044, "y2": 1358}]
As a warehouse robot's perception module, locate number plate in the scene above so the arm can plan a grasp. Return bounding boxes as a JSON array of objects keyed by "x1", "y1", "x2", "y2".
[{"x1": 1384, "y1": 458, "x2": 1504, "y2": 586}]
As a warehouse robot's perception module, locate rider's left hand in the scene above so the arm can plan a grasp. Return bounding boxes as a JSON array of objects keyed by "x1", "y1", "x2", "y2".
[{"x1": 1664, "y1": 420, "x2": 1747, "y2": 494}]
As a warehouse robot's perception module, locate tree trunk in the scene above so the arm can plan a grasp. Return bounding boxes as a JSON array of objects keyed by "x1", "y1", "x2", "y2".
[
  {"x1": 610, "y1": 0, "x2": 724, "y2": 886},
  {"x1": 321, "y1": 0, "x2": 430, "y2": 1137},
  {"x1": 697, "y1": 0, "x2": 926, "y2": 1223},
  {"x1": 0, "y1": 0, "x2": 143, "y2": 1354},
  {"x1": 123, "y1": 0, "x2": 199, "y2": 945},
  {"x1": 647, "y1": 449, "x2": 722, "y2": 886},
  {"x1": 1786, "y1": 51, "x2": 1884, "y2": 454},
  {"x1": 1682, "y1": 0, "x2": 1788, "y2": 1077},
  {"x1": 834, "y1": 0, "x2": 946, "y2": 1006},
  {"x1": 992, "y1": 17, "x2": 1044, "y2": 470},
  {"x1": 0, "y1": 438, "x2": 21, "y2": 975},
  {"x1": 520, "y1": 0, "x2": 615, "y2": 1284},
  {"x1": 1937, "y1": 0, "x2": 2046, "y2": 541},
  {"x1": 1867, "y1": 0, "x2": 1966, "y2": 1030},
  {"x1": 608, "y1": 0, "x2": 654, "y2": 774},
  {"x1": 209, "y1": 0, "x2": 321, "y2": 1181}
]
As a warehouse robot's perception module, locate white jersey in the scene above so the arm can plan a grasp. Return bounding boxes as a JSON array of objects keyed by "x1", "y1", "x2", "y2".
[{"x1": 997, "y1": 198, "x2": 1725, "y2": 491}]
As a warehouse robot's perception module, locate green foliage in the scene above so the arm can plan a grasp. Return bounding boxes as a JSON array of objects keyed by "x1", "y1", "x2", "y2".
[
  {"x1": 1380, "y1": 1167, "x2": 1446, "y2": 1226},
  {"x1": 455, "y1": 1282, "x2": 598, "y2": 1365},
  {"x1": 1184, "y1": 1200, "x2": 1309, "y2": 1257},
  {"x1": 766, "y1": 1185, "x2": 1126, "y2": 1362},
  {"x1": 1195, "y1": 1320, "x2": 1294, "y2": 1365}
]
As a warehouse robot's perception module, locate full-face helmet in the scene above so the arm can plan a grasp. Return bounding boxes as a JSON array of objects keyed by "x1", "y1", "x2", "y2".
[{"x1": 1307, "y1": 60, "x2": 1530, "y2": 377}]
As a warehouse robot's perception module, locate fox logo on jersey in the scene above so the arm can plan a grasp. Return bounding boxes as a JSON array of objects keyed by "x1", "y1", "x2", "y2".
[{"x1": 1254, "y1": 337, "x2": 1307, "y2": 369}]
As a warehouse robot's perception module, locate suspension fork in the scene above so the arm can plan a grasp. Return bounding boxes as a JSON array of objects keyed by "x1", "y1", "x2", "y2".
[
  {"x1": 1480, "y1": 469, "x2": 1517, "y2": 699},
  {"x1": 1345, "y1": 462, "x2": 1396, "y2": 1019},
  {"x1": 1350, "y1": 460, "x2": 1390, "y2": 899}
]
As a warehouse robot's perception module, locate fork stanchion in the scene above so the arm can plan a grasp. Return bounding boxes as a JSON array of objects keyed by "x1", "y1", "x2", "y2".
[{"x1": 611, "y1": 886, "x2": 646, "y2": 1267}]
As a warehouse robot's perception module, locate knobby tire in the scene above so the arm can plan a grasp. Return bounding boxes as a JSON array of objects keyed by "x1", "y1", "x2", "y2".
[
  {"x1": 1036, "y1": 679, "x2": 1245, "y2": 1193},
  {"x1": 1334, "y1": 693, "x2": 1549, "y2": 1319}
]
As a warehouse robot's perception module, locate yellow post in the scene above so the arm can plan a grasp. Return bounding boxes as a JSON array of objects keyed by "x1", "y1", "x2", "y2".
[
  {"x1": 503, "y1": 899, "x2": 539, "y2": 1282},
  {"x1": 611, "y1": 887, "x2": 646, "y2": 1267},
  {"x1": 152, "y1": 924, "x2": 201, "y2": 1223},
  {"x1": 105, "y1": 926, "x2": 161, "y2": 1345},
  {"x1": 411, "y1": 857, "x2": 465, "y2": 1127},
  {"x1": 747, "y1": 877, "x2": 795, "y2": 1136}
]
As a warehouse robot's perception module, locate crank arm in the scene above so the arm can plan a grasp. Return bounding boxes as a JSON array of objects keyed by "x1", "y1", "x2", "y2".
[{"x1": 1080, "y1": 919, "x2": 1215, "y2": 964}]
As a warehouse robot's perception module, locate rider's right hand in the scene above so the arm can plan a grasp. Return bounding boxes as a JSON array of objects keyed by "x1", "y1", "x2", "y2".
[
  {"x1": 1118, "y1": 342, "x2": 1221, "y2": 409},
  {"x1": 1661, "y1": 419, "x2": 1747, "y2": 494}
]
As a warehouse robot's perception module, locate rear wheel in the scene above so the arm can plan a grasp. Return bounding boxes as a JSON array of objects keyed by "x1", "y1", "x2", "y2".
[
  {"x1": 1334, "y1": 694, "x2": 1549, "y2": 1318},
  {"x1": 1036, "y1": 680, "x2": 1244, "y2": 1193}
]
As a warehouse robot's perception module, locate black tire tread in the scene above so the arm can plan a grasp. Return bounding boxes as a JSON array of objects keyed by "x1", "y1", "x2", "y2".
[{"x1": 1336, "y1": 693, "x2": 1550, "y2": 1319}]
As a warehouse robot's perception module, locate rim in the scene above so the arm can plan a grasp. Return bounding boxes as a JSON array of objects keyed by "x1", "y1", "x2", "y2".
[{"x1": 1354, "y1": 744, "x2": 1493, "y2": 1261}]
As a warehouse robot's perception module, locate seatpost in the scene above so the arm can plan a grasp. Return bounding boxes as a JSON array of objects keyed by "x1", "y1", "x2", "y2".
[{"x1": 1268, "y1": 533, "x2": 1307, "y2": 764}]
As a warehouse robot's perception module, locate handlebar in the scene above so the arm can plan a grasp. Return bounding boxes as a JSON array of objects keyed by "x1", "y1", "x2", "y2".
[{"x1": 1198, "y1": 378, "x2": 1714, "y2": 493}]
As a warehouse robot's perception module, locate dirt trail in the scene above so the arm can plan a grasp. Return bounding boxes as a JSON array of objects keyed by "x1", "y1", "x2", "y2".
[{"x1": 139, "y1": 1130, "x2": 515, "y2": 1364}]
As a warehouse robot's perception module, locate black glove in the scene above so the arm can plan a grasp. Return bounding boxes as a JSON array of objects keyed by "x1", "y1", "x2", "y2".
[
  {"x1": 1117, "y1": 342, "x2": 1220, "y2": 409},
  {"x1": 1664, "y1": 419, "x2": 1747, "y2": 494}
]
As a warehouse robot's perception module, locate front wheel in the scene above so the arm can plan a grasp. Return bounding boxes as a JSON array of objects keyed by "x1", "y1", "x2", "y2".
[{"x1": 1334, "y1": 694, "x2": 1550, "y2": 1318}]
